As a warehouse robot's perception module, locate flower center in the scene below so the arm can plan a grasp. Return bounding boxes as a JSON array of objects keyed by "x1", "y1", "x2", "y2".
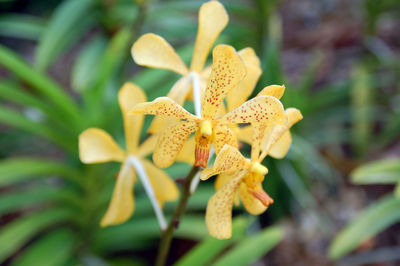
[{"x1": 195, "y1": 120, "x2": 214, "y2": 168}]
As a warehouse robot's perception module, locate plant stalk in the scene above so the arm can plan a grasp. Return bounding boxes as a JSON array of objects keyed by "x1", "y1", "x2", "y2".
[{"x1": 155, "y1": 165, "x2": 199, "y2": 266}]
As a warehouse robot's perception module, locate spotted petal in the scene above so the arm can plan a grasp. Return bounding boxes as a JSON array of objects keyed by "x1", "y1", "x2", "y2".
[
  {"x1": 226, "y1": 48, "x2": 262, "y2": 111},
  {"x1": 206, "y1": 171, "x2": 246, "y2": 239},
  {"x1": 201, "y1": 45, "x2": 246, "y2": 119},
  {"x1": 200, "y1": 145, "x2": 250, "y2": 181},
  {"x1": 236, "y1": 125, "x2": 253, "y2": 145},
  {"x1": 100, "y1": 162, "x2": 135, "y2": 227},
  {"x1": 79, "y1": 128, "x2": 125, "y2": 164},
  {"x1": 218, "y1": 95, "x2": 286, "y2": 125},
  {"x1": 176, "y1": 136, "x2": 195, "y2": 165},
  {"x1": 190, "y1": 0, "x2": 228, "y2": 72},
  {"x1": 131, "y1": 33, "x2": 188, "y2": 75},
  {"x1": 141, "y1": 159, "x2": 179, "y2": 207},
  {"x1": 119, "y1": 82, "x2": 146, "y2": 154},
  {"x1": 213, "y1": 123, "x2": 238, "y2": 154},
  {"x1": 130, "y1": 97, "x2": 199, "y2": 122},
  {"x1": 153, "y1": 120, "x2": 198, "y2": 168}
]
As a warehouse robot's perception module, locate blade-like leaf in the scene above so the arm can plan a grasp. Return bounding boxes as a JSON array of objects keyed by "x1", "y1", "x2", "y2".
[
  {"x1": 0, "y1": 14, "x2": 44, "y2": 40},
  {"x1": 71, "y1": 35, "x2": 107, "y2": 92},
  {"x1": 0, "y1": 106, "x2": 76, "y2": 153},
  {"x1": 328, "y1": 195, "x2": 400, "y2": 259},
  {"x1": 11, "y1": 229, "x2": 76, "y2": 266},
  {"x1": 35, "y1": 0, "x2": 95, "y2": 71},
  {"x1": 0, "y1": 209, "x2": 73, "y2": 263},
  {"x1": 175, "y1": 217, "x2": 248, "y2": 266},
  {"x1": 0, "y1": 157, "x2": 80, "y2": 186},
  {"x1": 0, "y1": 45, "x2": 81, "y2": 128},
  {"x1": 213, "y1": 226, "x2": 284, "y2": 266},
  {"x1": 351, "y1": 158, "x2": 400, "y2": 184}
]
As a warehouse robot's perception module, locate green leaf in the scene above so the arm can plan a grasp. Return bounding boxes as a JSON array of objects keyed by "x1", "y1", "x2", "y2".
[
  {"x1": 11, "y1": 229, "x2": 76, "y2": 266},
  {"x1": 0, "y1": 81, "x2": 74, "y2": 134},
  {"x1": 395, "y1": 181, "x2": 400, "y2": 199},
  {"x1": 35, "y1": 0, "x2": 95, "y2": 71},
  {"x1": 213, "y1": 226, "x2": 284, "y2": 266},
  {"x1": 71, "y1": 35, "x2": 107, "y2": 92},
  {"x1": 0, "y1": 185, "x2": 82, "y2": 216},
  {"x1": 351, "y1": 158, "x2": 400, "y2": 184},
  {"x1": 0, "y1": 106, "x2": 76, "y2": 153},
  {"x1": 0, "y1": 14, "x2": 44, "y2": 40},
  {"x1": 0, "y1": 209, "x2": 73, "y2": 263},
  {"x1": 0, "y1": 44, "x2": 81, "y2": 129},
  {"x1": 175, "y1": 217, "x2": 248, "y2": 266},
  {"x1": 0, "y1": 157, "x2": 80, "y2": 186},
  {"x1": 328, "y1": 195, "x2": 400, "y2": 259}
]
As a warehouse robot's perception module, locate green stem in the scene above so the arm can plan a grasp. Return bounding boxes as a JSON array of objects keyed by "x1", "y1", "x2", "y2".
[{"x1": 155, "y1": 166, "x2": 199, "y2": 266}]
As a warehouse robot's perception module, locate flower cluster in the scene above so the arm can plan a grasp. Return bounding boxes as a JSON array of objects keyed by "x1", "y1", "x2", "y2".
[{"x1": 78, "y1": 1, "x2": 302, "y2": 239}]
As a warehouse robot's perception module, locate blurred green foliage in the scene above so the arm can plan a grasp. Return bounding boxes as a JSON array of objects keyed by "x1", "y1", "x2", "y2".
[{"x1": 0, "y1": 0, "x2": 399, "y2": 265}]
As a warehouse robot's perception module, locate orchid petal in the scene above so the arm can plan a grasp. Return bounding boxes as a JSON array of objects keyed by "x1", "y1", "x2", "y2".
[
  {"x1": 136, "y1": 134, "x2": 158, "y2": 158},
  {"x1": 190, "y1": 0, "x2": 228, "y2": 72},
  {"x1": 100, "y1": 162, "x2": 135, "y2": 227},
  {"x1": 130, "y1": 97, "x2": 199, "y2": 122},
  {"x1": 206, "y1": 171, "x2": 246, "y2": 239},
  {"x1": 219, "y1": 95, "x2": 286, "y2": 125},
  {"x1": 153, "y1": 120, "x2": 197, "y2": 168},
  {"x1": 202, "y1": 45, "x2": 246, "y2": 119},
  {"x1": 79, "y1": 128, "x2": 124, "y2": 164},
  {"x1": 239, "y1": 182, "x2": 268, "y2": 215},
  {"x1": 118, "y1": 82, "x2": 146, "y2": 154},
  {"x1": 257, "y1": 84, "x2": 285, "y2": 99},
  {"x1": 131, "y1": 33, "x2": 188, "y2": 75},
  {"x1": 176, "y1": 136, "x2": 195, "y2": 165},
  {"x1": 226, "y1": 48, "x2": 262, "y2": 111}
]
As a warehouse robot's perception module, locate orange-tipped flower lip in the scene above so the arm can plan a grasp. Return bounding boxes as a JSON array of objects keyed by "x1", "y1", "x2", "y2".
[
  {"x1": 195, "y1": 145, "x2": 210, "y2": 168},
  {"x1": 251, "y1": 189, "x2": 274, "y2": 207}
]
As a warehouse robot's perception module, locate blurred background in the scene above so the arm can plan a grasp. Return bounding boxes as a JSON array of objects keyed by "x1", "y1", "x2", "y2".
[{"x1": 0, "y1": 0, "x2": 399, "y2": 265}]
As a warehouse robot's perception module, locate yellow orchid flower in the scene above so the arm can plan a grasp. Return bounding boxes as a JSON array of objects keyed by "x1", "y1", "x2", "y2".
[
  {"x1": 131, "y1": 1, "x2": 262, "y2": 136},
  {"x1": 200, "y1": 108, "x2": 303, "y2": 239},
  {"x1": 79, "y1": 82, "x2": 179, "y2": 228},
  {"x1": 130, "y1": 44, "x2": 286, "y2": 169}
]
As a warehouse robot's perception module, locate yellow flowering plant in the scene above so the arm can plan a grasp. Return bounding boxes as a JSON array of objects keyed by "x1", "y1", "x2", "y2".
[{"x1": 76, "y1": 1, "x2": 302, "y2": 265}]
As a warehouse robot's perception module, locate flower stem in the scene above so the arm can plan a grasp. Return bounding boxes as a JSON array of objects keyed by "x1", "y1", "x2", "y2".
[{"x1": 155, "y1": 165, "x2": 199, "y2": 266}]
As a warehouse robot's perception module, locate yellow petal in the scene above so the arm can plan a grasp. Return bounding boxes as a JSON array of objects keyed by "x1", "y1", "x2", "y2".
[
  {"x1": 153, "y1": 120, "x2": 198, "y2": 168},
  {"x1": 148, "y1": 76, "x2": 191, "y2": 134},
  {"x1": 201, "y1": 45, "x2": 246, "y2": 119},
  {"x1": 219, "y1": 95, "x2": 286, "y2": 125},
  {"x1": 268, "y1": 131, "x2": 292, "y2": 159},
  {"x1": 213, "y1": 123, "x2": 238, "y2": 154},
  {"x1": 239, "y1": 182, "x2": 267, "y2": 215},
  {"x1": 101, "y1": 162, "x2": 135, "y2": 227},
  {"x1": 206, "y1": 171, "x2": 246, "y2": 239},
  {"x1": 226, "y1": 48, "x2": 262, "y2": 111},
  {"x1": 136, "y1": 134, "x2": 158, "y2": 158},
  {"x1": 257, "y1": 84, "x2": 285, "y2": 100},
  {"x1": 236, "y1": 125, "x2": 253, "y2": 145},
  {"x1": 200, "y1": 144, "x2": 250, "y2": 181},
  {"x1": 251, "y1": 122, "x2": 268, "y2": 162},
  {"x1": 79, "y1": 128, "x2": 125, "y2": 164},
  {"x1": 190, "y1": 0, "x2": 228, "y2": 72},
  {"x1": 131, "y1": 33, "x2": 188, "y2": 75},
  {"x1": 215, "y1": 171, "x2": 236, "y2": 191},
  {"x1": 118, "y1": 82, "x2": 146, "y2": 154},
  {"x1": 260, "y1": 108, "x2": 303, "y2": 161},
  {"x1": 176, "y1": 136, "x2": 195, "y2": 165},
  {"x1": 130, "y1": 97, "x2": 199, "y2": 122},
  {"x1": 141, "y1": 159, "x2": 179, "y2": 207}
]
